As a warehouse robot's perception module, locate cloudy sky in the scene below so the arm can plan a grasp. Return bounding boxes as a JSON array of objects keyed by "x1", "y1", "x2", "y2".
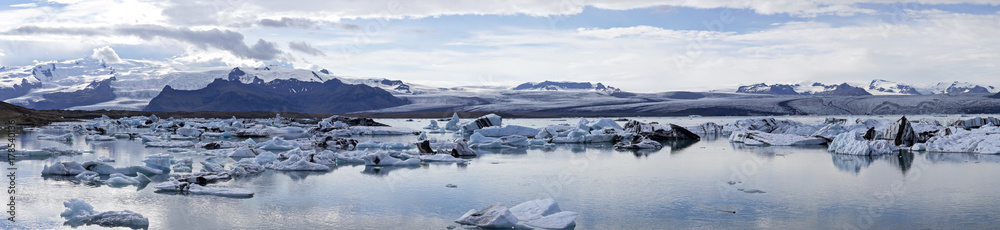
[{"x1": 0, "y1": 0, "x2": 998, "y2": 92}]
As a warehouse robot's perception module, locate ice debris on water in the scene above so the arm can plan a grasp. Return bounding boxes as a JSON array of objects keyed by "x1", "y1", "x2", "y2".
[
  {"x1": 455, "y1": 198, "x2": 577, "y2": 229},
  {"x1": 60, "y1": 198, "x2": 149, "y2": 229}
]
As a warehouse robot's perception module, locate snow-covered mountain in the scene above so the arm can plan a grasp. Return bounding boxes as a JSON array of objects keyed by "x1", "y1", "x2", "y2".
[
  {"x1": 512, "y1": 81, "x2": 622, "y2": 93},
  {"x1": 736, "y1": 80, "x2": 996, "y2": 96}
]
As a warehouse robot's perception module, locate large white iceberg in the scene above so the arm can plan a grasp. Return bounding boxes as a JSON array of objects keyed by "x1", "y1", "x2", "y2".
[
  {"x1": 462, "y1": 114, "x2": 502, "y2": 132},
  {"x1": 729, "y1": 131, "x2": 827, "y2": 146},
  {"x1": 828, "y1": 131, "x2": 896, "y2": 155},
  {"x1": 455, "y1": 202, "x2": 519, "y2": 228},
  {"x1": 61, "y1": 198, "x2": 149, "y2": 229},
  {"x1": 255, "y1": 137, "x2": 301, "y2": 151},
  {"x1": 154, "y1": 178, "x2": 254, "y2": 197},
  {"x1": 925, "y1": 126, "x2": 1000, "y2": 154}
]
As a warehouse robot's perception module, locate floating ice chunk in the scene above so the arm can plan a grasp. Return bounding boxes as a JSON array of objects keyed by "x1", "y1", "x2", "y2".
[
  {"x1": 154, "y1": 178, "x2": 254, "y2": 197},
  {"x1": 255, "y1": 137, "x2": 301, "y2": 151},
  {"x1": 38, "y1": 133, "x2": 73, "y2": 141},
  {"x1": 42, "y1": 162, "x2": 88, "y2": 175},
  {"x1": 75, "y1": 171, "x2": 100, "y2": 182},
  {"x1": 925, "y1": 126, "x2": 1000, "y2": 154},
  {"x1": 445, "y1": 113, "x2": 461, "y2": 131},
  {"x1": 269, "y1": 154, "x2": 332, "y2": 171},
  {"x1": 105, "y1": 173, "x2": 151, "y2": 187},
  {"x1": 142, "y1": 154, "x2": 173, "y2": 173},
  {"x1": 951, "y1": 116, "x2": 1000, "y2": 129},
  {"x1": 417, "y1": 132, "x2": 427, "y2": 141},
  {"x1": 171, "y1": 157, "x2": 193, "y2": 173},
  {"x1": 361, "y1": 151, "x2": 421, "y2": 166},
  {"x1": 61, "y1": 198, "x2": 149, "y2": 229},
  {"x1": 348, "y1": 126, "x2": 420, "y2": 135},
  {"x1": 469, "y1": 133, "x2": 498, "y2": 145},
  {"x1": 525, "y1": 211, "x2": 578, "y2": 229},
  {"x1": 200, "y1": 161, "x2": 227, "y2": 173},
  {"x1": 418, "y1": 154, "x2": 469, "y2": 163},
  {"x1": 254, "y1": 151, "x2": 279, "y2": 165},
  {"x1": 452, "y1": 138, "x2": 476, "y2": 156},
  {"x1": 828, "y1": 131, "x2": 896, "y2": 155},
  {"x1": 510, "y1": 198, "x2": 561, "y2": 221},
  {"x1": 462, "y1": 114, "x2": 502, "y2": 132},
  {"x1": 499, "y1": 135, "x2": 529, "y2": 147},
  {"x1": 528, "y1": 139, "x2": 548, "y2": 146},
  {"x1": 687, "y1": 122, "x2": 724, "y2": 136},
  {"x1": 624, "y1": 121, "x2": 701, "y2": 141},
  {"x1": 355, "y1": 140, "x2": 414, "y2": 150},
  {"x1": 85, "y1": 135, "x2": 115, "y2": 141},
  {"x1": 83, "y1": 161, "x2": 162, "y2": 176},
  {"x1": 42, "y1": 147, "x2": 85, "y2": 155},
  {"x1": 231, "y1": 158, "x2": 266, "y2": 176},
  {"x1": 424, "y1": 120, "x2": 440, "y2": 130},
  {"x1": 177, "y1": 127, "x2": 203, "y2": 137},
  {"x1": 614, "y1": 136, "x2": 662, "y2": 149},
  {"x1": 228, "y1": 146, "x2": 258, "y2": 158},
  {"x1": 145, "y1": 141, "x2": 194, "y2": 148},
  {"x1": 729, "y1": 131, "x2": 827, "y2": 146},
  {"x1": 454, "y1": 203, "x2": 518, "y2": 228},
  {"x1": 472, "y1": 141, "x2": 509, "y2": 149},
  {"x1": 474, "y1": 125, "x2": 540, "y2": 137}
]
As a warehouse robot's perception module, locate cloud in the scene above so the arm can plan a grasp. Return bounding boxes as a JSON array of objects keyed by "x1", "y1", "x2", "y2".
[
  {"x1": 257, "y1": 17, "x2": 361, "y2": 30},
  {"x1": 288, "y1": 41, "x2": 325, "y2": 56},
  {"x1": 91, "y1": 46, "x2": 121, "y2": 63},
  {"x1": 7, "y1": 25, "x2": 283, "y2": 60},
  {"x1": 9, "y1": 3, "x2": 38, "y2": 8}
]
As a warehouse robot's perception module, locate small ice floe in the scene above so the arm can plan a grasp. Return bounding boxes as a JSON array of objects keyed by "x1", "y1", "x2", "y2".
[
  {"x1": 38, "y1": 133, "x2": 73, "y2": 142},
  {"x1": 144, "y1": 141, "x2": 195, "y2": 148},
  {"x1": 171, "y1": 157, "x2": 193, "y2": 173},
  {"x1": 42, "y1": 161, "x2": 162, "y2": 176},
  {"x1": 729, "y1": 131, "x2": 827, "y2": 146},
  {"x1": 455, "y1": 198, "x2": 577, "y2": 229},
  {"x1": 828, "y1": 131, "x2": 896, "y2": 155},
  {"x1": 142, "y1": 153, "x2": 173, "y2": 173},
  {"x1": 60, "y1": 198, "x2": 149, "y2": 229},
  {"x1": 42, "y1": 147, "x2": 87, "y2": 155},
  {"x1": 474, "y1": 125, "x2": 540, "y2": 138},
  {"x1": 739, "y1": 189, "x2": 766, "y2": 194},
  {"x1": 231, "y1": 158, "x2": 266, "y2": 176},
  {"x1": 227, "y1": 146, "x2": 259, "y2": 158},
  {"x1": 85, "y1": 134, "x2": 116, "y2": 141},
  {"x1": 154, "y1": 178, "x2": 254, "y2": 198},
  {"x1": 455, "y1": 203, "x2": 519, "y2": 228},
  {"x1": 614, "y1": 135, "x2": 662, "y2": 149},
  {"x1": 105, "y1": 173, "x2": 151, "y2": 188},
  {"x1": 360, "y1": 151, "x2": 420, "y2": 166},
  {"x1": 423, "y1": 120, "x2": 440, "y2": 130},
  {"x1": 355, "y1": 140, "x2": 414, "y2": 150},
  {"x1": 268, "y1": 154, "x2": 333, "y2": 171},
  {"x1": 255, "y1": 137, "x2": 301, "y2": 151}
]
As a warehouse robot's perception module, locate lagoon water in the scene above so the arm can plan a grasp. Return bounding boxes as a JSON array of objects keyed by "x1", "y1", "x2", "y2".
[{"x1": 4, "y1": 116, "x2": 1000, "y2": 229}]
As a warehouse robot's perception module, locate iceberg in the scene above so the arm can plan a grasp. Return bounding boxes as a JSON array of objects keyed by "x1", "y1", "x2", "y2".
[
  {"x1": 231, "y1": 158, "x2": 266, "y2": 176},
  {"x1": 623, "y1": 120, "x2": 701, "y2": 141},
  {"x1": 360, "y1": 151, "x2": 421, "y2": 166},
  {"x1": 445, "y1": 112, "x2": 461, "y2": 131},
  {"x1": 255, "y1": 137, "x2": 301, "y2": 151},
  {"x1": 154, "y1": 178, "x2": 254, "y2": 197},
  {"x1": 524, "y1": 211, "x2": 578, "y2": 229},
  {"x1": 423, "y1": 120, "x2": 440, "y2": 130},
  {"x1": 925, "y1": 126, "x2": 1000, "y2": 154},
  {"x1": 355, "y1": 140, "x2": 414, "y2": 150},
  {"x1": 42, "y1": 162, "x2": 88, "y2": 175},
  {"x1": 614, "y1": 136, "x2": 662, "y2": 149},
  {"x1": 729, "y1": 131, "x2": 827, "y2": 146},
  {"x1": 269, "y1": 154, "x2": 333, "y2": 171},
  {"x1": 828, "y1": 131, "x2": 896, "y2": 155},
  {"x1": 455, "y1": 203, "x2": 519, "y2": 228},
  {"x1": 474, "y1": 125, "x2": 541, "y2": 137},
  {"x1": 254, "y1": 151, "x2": 279, "y2": 165},
  {"x1": 171, "y1": 157, "x2": 193, "y2": 173},
  {"x1": 510, "y1": 198, "x2": 562, "y2": 221},
  {"x1": 38, "y1": 133, "x2": 73, "y2": 141},
  {"x1": 228, "y1": 146, "x2": 258, "y2": 158},
  {"x1": 105, "y1": 173, "x2": 151, "y2": 187},
  {"x1": 462, "y1": 114, "x2": 502, "y2": 132},
  {"x1": 687, "y1": 122, "x2": 724, "y2": 136},
  {"x1": 85, "y1": 135, "x2": 116, "y2": 141},
  {"x1": 60, "y1": 199, "x2": 149, "y2": 229},
  {"x1": 451, "y1": 138, "x2": 476, "y2": 156},
  {"x1": 42, "y1": 147, "x2": 85, "y2": 155},
  {"x1": 144, "y1": 141, "x2": 195, "y2": 148},
  {"x1": 142, "y1": 153, "x2": 173, "y2": 173}
]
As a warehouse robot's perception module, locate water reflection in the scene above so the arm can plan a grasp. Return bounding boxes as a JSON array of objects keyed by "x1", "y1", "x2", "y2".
[
  {"x1": 925, "y1": 152, "x2": 1000, "y2": 163},
  {"x1": 360, "y1": 165, "x2": 420, "y2": 177},
  {"x1": 280, "y1": 170, "x2": 334, "y2": 181},
  {"x1": 831, "y1": 154, "x2": 881, "y2": 174}
]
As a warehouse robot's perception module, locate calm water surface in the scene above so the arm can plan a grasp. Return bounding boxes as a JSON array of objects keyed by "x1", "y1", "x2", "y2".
[{"x1": 4, "y1": 116, "x2": 1000, "y2": 229}]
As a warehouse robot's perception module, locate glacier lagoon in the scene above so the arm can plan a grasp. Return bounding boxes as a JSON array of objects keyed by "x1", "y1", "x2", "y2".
[{"x1": 4, "y1": 116, "x2": 1000, "y2": 229}]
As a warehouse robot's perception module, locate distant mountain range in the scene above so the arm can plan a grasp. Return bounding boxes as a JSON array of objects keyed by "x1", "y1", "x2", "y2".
[
  {"x1": 736, "y1": 79, "x2": 997, "y2": 96},
  {"x1": 145, "y1": 68, "x2": 408, "y2": 114},
  {"x1": 2, "y1": 55, "x2": 1000, "y2": 116}
]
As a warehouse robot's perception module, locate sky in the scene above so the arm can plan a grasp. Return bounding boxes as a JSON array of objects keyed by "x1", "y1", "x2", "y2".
[{"x1": 0, "y1": 0, "x2": 998, "y2": 93}]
